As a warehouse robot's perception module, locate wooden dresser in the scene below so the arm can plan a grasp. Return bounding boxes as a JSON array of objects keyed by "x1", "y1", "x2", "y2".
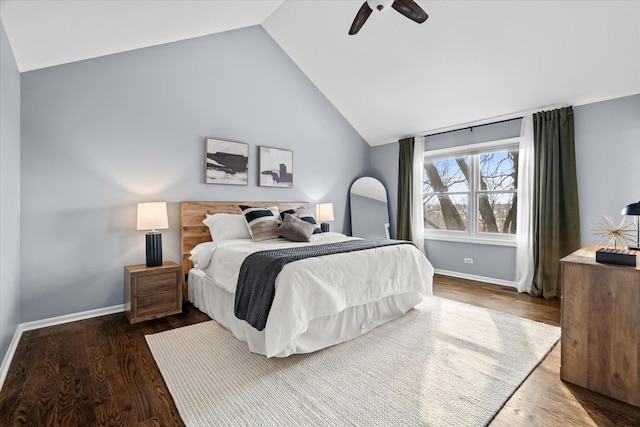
[
  {"x1": 124, "y1": 261, "x2": 182, "y2": 324},
  {"x1": 560, "y1": 245, "x2": 640, "y2": 407}
]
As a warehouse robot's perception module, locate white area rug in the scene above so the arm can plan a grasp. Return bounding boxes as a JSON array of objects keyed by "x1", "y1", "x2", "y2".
[{"x1": 146, "y1": 297, "x2": 560, "y2": 427}]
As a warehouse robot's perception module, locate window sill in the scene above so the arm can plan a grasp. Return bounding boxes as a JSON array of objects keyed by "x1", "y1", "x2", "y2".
[{"x1": 423, "y1": 234, "x2": 517, "y2": 247}]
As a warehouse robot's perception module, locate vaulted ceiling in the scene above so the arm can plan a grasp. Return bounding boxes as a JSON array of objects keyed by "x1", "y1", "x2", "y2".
[{"x1": 1, "y1": 0, "x2": 639, "y2": 146}]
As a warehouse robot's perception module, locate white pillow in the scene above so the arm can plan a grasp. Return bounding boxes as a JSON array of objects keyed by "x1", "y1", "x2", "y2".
[
  {"x1": 189, "y1": 241, "x2": 217, "y2": 270},
  {"x1": 202, "y1": 213, "x2": 251, "y2": 241}
]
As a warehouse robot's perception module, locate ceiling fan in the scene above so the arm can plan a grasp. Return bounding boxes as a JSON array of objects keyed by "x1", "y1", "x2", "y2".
[{"x1": 349, "y1": 0, "x2": 428, "y2": 35}]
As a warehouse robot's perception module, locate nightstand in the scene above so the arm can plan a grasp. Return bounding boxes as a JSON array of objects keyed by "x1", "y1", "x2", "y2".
[{"x1": 124, "y1": 261, "x2": 182, "y2": 324}]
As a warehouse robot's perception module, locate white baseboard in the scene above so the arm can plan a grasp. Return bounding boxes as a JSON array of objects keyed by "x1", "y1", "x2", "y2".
[
  {"x1": 0, "y1": 327, "x2": 23, "y2": 393},
  {"x1": 434, "y1": 269, "x2": 516, "y2": 289},
  {"x1": 0, "y1": 304, "x2": 124, "y2": 392}
]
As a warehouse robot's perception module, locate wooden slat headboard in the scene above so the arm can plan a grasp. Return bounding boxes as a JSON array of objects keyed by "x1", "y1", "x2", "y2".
[{"x1": 180, "y1": 201, "x2": 309, "y2": 299}]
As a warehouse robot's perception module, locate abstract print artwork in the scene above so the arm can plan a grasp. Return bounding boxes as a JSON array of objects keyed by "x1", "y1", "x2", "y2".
[
  {"x1": 259, "y1": 146, "x2": 293, "y2": 188},
  {"x1": 205, "y1": 138, "x2": 249, "y2": 185}
]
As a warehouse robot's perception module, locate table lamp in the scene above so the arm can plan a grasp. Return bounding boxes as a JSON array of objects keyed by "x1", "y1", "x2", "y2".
[
  {"x1": 316, "y1": 203, "x2": 334, "y2": 232},
  {"x1": 621, "y1": 201, "x2": 640, "y2": 250},
  {"x1": 137, "y1": 202, "x2": 169, "y2": 266}
]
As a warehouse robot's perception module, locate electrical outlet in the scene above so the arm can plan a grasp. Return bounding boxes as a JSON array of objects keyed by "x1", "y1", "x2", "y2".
[{"x1": 464, "y1": 257, "x2": 474, "y2": 264}]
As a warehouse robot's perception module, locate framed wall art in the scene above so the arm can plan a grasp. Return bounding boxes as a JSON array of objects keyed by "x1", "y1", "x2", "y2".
[
  {"x1": 259, "y1": 146, "x2": 293, "y2": 188},
  {"x1": 205, "y1": 138, "x2": 249, "y2": 185}
]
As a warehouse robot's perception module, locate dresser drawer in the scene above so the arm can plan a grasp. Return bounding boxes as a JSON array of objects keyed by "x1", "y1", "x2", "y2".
[
  {"x1": 136, "y1": 272, "x2": 178, "y2": 296},
  {"x1": 136, "y1": 292, "x2": 179, "y2": 317}
]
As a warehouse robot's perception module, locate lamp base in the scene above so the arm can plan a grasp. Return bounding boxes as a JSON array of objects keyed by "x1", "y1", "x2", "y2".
[
  {"x1": 146, "y1": 232, "x2": 163, "y2": 267},
  {"x1": 320, "y1": 223, "x2": 330, "y2": 233}
]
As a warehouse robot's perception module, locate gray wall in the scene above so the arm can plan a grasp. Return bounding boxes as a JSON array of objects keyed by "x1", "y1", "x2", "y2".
[
  {"x1": 369, "y1": 143, "x2": 399, "y2": 238},
  {"x1": 574, "y1": 94, "x2": 640, "y2": 247},
  {"x1": 20, "y1": 25, "x2": 370, "y2": 323},
  {"x1": 0, "y1": 20, "x2": 21, "y2": 361},
  {"x1": 422, "y1": 240, "x2": 516, "y2": 282},
  {"x1": 371, "y1": 96, "x2": 640, "y2": 285}
]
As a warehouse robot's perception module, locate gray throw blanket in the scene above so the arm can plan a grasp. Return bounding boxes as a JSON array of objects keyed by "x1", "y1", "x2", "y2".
[{"x1": 234, "y1": 239, "x2": 414, "y2": 331}]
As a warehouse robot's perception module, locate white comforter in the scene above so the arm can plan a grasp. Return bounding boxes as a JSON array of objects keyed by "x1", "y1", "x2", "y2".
[{"x1": 190, "y1": 232, "x2": 434, "y2": 357}]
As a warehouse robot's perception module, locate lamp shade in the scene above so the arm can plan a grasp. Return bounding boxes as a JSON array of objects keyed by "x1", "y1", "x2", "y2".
[
  {"x1": 137, "y1": 202, "x2": 169, "y2": 231},
  {"x1": 316, "y1": 203, "x2": 335, "y2": 222},
  {"x1": 621, "y1": 201, "x2": 640, "y2": 216}
]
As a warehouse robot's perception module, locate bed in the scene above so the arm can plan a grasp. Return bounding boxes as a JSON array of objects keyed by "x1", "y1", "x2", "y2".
[{"x1": 180, "y1": 201, "x2": 434, "y2": 358}]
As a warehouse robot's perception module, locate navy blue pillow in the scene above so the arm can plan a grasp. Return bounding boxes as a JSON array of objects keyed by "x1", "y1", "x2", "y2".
[{"x1": 280, "y1": 208, "x2": 321, "y2": 234}]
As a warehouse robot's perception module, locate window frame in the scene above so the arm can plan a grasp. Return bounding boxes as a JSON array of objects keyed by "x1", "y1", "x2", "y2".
[{"x1": 422, "y1": 137, "x2": 520, "y2": 246}]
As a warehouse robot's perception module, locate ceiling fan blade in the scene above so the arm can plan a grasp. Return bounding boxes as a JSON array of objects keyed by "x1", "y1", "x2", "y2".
[
  {"x1": 349, "y1": 2, "x2": 373, "y2": 35},
  {"x1": 391, "y1": 0, "x2": 428, "y2": 24}
]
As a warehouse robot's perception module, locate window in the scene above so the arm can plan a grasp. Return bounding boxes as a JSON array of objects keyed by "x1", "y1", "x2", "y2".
[{"x1": 423, "y1": 138, "x2": 519, "y2": 243}]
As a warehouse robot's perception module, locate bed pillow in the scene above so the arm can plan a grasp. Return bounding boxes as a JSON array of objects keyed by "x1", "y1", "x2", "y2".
[
  {"x1": 189, "y1": 241, "x2": 217, "y2": 270},
  {"x1": 278, "y1": 213, "x2": 316, "y2": 242},
  {"x1": 280, "y1": 207, "x2": 322, "y2": 234},
  {"x1": 202, "y1": 213, "x2": 251, "y2": 241},
  {"x1": 239, "y1": 205, "x2": 280, "y2": 241}
]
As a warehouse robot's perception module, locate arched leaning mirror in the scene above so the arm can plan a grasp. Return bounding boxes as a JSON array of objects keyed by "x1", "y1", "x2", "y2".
[{"x1": 350, "y1": 177, "x2": 390, "y2": 239}]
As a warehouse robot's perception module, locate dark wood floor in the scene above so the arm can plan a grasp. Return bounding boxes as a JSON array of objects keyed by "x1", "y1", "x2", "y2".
[{"x1": 1, "y1": 275, "x2": 639, "y2": 426}]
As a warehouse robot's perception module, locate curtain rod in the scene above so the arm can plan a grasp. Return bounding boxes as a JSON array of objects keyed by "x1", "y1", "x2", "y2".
[
  {"x1": 426, "y1": 117, "x2": 521, "y2": 138},
  {"x1": 417, "y1": 102, "x2": 568, "y2": 139}
]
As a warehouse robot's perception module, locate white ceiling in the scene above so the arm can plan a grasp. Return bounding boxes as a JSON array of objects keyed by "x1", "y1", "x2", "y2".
[
  {"x1": 1, "y1": 0, "x2": 639, "y2": 146},
  {"x1": 0, "y1": 0, "x2": 285, "y2": 71}
]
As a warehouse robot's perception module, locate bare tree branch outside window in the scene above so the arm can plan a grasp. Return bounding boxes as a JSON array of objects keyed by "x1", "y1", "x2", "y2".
[{"x1": 423, "y1": 147, "x2": 518, "y2": 236}]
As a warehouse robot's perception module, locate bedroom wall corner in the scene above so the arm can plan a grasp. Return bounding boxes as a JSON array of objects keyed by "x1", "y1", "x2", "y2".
[
  {"x1": 19, "y1": 25, "x2": 370, "y2": 324},
  {"x1": 369, "y1": 142, "x2": 399, "y2": 239},
  {"x1": 574, "y1": 94, "x2": 640, "y2": 246},
  {"x1": 0, "y1": 19, "x2": 22, "y2": 367}
]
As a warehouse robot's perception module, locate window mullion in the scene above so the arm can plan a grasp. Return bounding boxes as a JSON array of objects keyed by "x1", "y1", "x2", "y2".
[{"x1": 469, "y1": 154, "x2": 478, "y2": 236}]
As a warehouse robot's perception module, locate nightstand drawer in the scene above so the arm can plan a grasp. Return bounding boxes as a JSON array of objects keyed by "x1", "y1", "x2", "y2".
[
  {"x1": 137, "y1": 272, "x2": 178, "y2": 296},
  {"x1": 136, "y1": 292, "x2": 179, "y2": 317}
]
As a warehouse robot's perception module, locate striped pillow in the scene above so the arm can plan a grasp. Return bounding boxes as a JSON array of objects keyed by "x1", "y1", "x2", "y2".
[
  {"x1": 239, "y1": 205, "x2": 280, "y2": 241},
  {"x1": 280, "y1": 207, "x2": 321, "y2": 234}
]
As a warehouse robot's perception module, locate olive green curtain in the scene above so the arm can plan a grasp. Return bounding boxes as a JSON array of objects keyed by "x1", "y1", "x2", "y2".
[
  {"x1": 397, "y1": 137, "x2": 415, "y2": 241},
  {"x1": 531, "y1": 106, "x2": 581, "y2": 298}
]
